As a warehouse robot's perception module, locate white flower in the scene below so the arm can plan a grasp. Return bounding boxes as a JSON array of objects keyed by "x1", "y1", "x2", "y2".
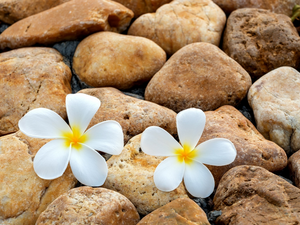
[
  {"x1": 141, "y1": 108, "x2": 236, "y2": 198},
  {"x1": 18, "y1": 93, "x2": 123, "y2": 186}
]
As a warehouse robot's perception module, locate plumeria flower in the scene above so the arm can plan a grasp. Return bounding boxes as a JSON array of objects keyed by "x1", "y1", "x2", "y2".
[
  {"x1": 141, "y1": 108, "x2": 236, "y2": 198},
  {"x1": 18, "y1": 93, "x2": 123, "y2": 186}
]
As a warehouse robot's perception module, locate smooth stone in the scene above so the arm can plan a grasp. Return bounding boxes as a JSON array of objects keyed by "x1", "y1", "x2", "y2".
[
  {"x1": 0, "y1": 131, "x2": 77, "y2": 224},
  {"x1": 214, "y1": 165, "x2": 300, "y2": 224},
  {"x1": 73, "y1": 32, "x2": 166, "y2": 90},
  {"x1": 137, "y1": 198, "x2": 210, "y2": 225},
  {"x1": 223, "y1": 8, "x2": 300, "y2": 80},
  {"x1": 288, "y1": 150, "x2": 300, "y2": 188},
  {"x1": 79, "y1": 87, "x2": 177, "y2": 144},
  {"x1": 0, "y1": 0, "x2": 134, "y2": 50},
  {"x1": 145, "y1": 42, "x2": 252, "y2": 113},
  {"x1": 0, "y1": 47, "x2": 71, "y2": 136},
  {"x1": 102, "y1": 134, "x2": 189, "y2": 215},
  {"x1": 128, "y1": 0, "x2": 226, "y2": 56},
  {"x1": 36, "y1": 186, "x2": 140, "y2": 224}
]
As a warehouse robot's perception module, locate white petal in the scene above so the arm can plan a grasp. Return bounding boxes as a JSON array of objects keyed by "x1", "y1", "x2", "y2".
[
  {"x1": 84, "y1": 121, "x2": 124, "y2": 155},
  {"x1": 194, "y1": 138, "x2": 237, "y2": 166},
  {"x1": 141, "y1": 126, "x2": 182, "y2": 156},
  {"x1": 66, "y1": 93, "x2": 101, "y2": 135},
  {"x1": 177, "y1": 108, "x2": 206, "y2": 150},
  {"x1": 184, "y1": 162, "x2": 215, "y2": 198},
  {"x1": 18, "y1": 108, "x2": 71, "y2": 139},
  {"x1": 154, "y1": 157, "x2": 185, "y2": 192},
  {"x1": 34, "y1": 139, "x2": 71, "y2": 180},
  {"x1": 69, "y1": 144, "x2": 108, "y2": 186}
]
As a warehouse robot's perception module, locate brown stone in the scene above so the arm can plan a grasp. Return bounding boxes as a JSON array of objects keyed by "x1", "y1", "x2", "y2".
[
  {"x1": 137, "y1": 198, "x2": 210, "y2": 225},
  {"x1": 222, "y1": 8, "x2": 300, "y2": 80},
  {"x1": 0, "y1": 0, "x2": 71, "y2": 24},
  {"x1": 0, "y1": 47, "x2": 71, "y2": 136},
  {"x1": 288, "y1": 150, "x2": 300, "y2": 188},
  {"x1": 102, "y1": 134, "x2": 189, "y2": 215},
  {"x1": 79, "y1": 87, "x2": 177, "y2": 144},
  {"x1": 73, "y1": 32, "x2": 166, "y2": 90},
  {"x1": 0, "y1": 131, "x2": 77, "y2": 224},
  {"x1": 145, "y1": 42, "x2": 252, "y2": 113},
  {"x1": 214, "y1": 165, "x2": 300, "y2": 224},
  {"x1": 128, "y1": 0, "x2": 226, "y2": 56},
  {"x1": 36, "y1": 186, "x2": 140, "y2": 224},
  {"x1": 200, "y1": 105, "x2": 287, "y2": 185},
  {"x1": 0, "y1": 0, "x2": 134, "y2": 50}
]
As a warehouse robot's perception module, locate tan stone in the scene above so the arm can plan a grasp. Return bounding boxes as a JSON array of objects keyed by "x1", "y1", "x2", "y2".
[
  {"x1": 0, "y1": 131, "x2": 77, "y2": 224},
  {"x1": 0, "y1": 0, "x2": 134, "y2": 50},
  {"x1": 79, "y1": 87, "x2": 177, "y2": 144},
  {"x1": 102, "y1": 134, "x2": 189, "y2": 215},
  {"x1": 0, "y1": 47, "x2": 71, "y2": 136},
  {"x1": 200, "y1": 105, "x2": 287, "y2": 185},
  {"x1": 128, "y1": 0, "x2": 226, "y2": 55},
  {"x1": 0, "y1": 0, "x2": 71, "y2": 24},
  {"x1": 223, "y1": 8, "x2": 300, "y2": 80},
  {"x1": 145, "y1": 42, "x2": 252, "y2": 113},
  {"x1": 36, "y1": 186, "x2": 140, "y2": 224},
  {"x1": 214, "y1": 165, "x2": 300, "y2": 224},
  {"x1": 137, "y1": 198, "x2": 210, "y2": 225},
  {"x1": 288, "y1": 150, "x2": 300, "y2": 188},
  {"x1": 73, "y1": 32, "x2": 166, "y2": 90}
]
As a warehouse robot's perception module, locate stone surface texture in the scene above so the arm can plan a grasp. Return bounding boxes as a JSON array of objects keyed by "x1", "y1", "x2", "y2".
[
  {"x1": 145, "y1": 42, "x2": 252, "y2": 113},
  {"x1": 223, "y1": 8, "x2": 300, "y2": 80},
  {"x1": 79, "y1": 87, "x2": 177, "y2": 144},
  {"x1": 128, "y1": 0, "x2": 226, "y2": 55},
  {"x1": 0, "y1": 131, "x2": 77, "y2": 225},
  {"x1": 73, "y1": 32, "x2": 166, "y2": 90},
  {"x1": 288, "y1": 150, "x2": 300, "y2": 188},
  {"x1": 137, "y1": 198, "x2": 210, "y2": 225},
  {"x1": 102, "y1": 134, "x2": 189, "y2": 215},
  {"x1": 36, "y1": 186, "x2": 140, "y2": 224},
  {"x1": 200, "y1": 105, "x2": 287, "y2": 185},
  {"x1": 0, "y1": 0, "x2": 134, "y2": 50},
  {"x1": 214, "y1": 165, "x2": 300, "y2": 224},
  {"x1": 0, "y1": 47, "x2": 71, "y2": 136}
]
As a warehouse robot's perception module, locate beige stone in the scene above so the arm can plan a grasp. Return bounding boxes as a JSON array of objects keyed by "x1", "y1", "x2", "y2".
[
  {"x1": 79, "y1": 87, "x2": 177, "y2": 144},
  {"x1": 288, "y1": 150, "x2": 300, "y2": 188},
  {"x1": 0, "y1": 47, "x2": 71, "y2": 136},
  {"x1": 36, "y1": 186, "x2": 140, "y2": 224},
  {"x1": 223, "y1": 8, "x2": 300, "y2": 80},
  {"x1": 73, "y1": 32, "x2": 166, "y2": 90},
  {"x1": 102, "y1": 134, "x2": 189, "y2": 215},
  {"x1": 128, "y1": 0, "x2": 226, "y2": 55},
  {"x1": 0, "y1": 0, "x2": 134, "y2": 50},
  {"x1": 0, "y1": 131, "x2": 77, "y2": 224},
  {"x1": 145, "y1": 42, "x2": 252, "y2": 113},
  {"x1": 214, "y1": 165, "x2": 300, "y2": 224}
]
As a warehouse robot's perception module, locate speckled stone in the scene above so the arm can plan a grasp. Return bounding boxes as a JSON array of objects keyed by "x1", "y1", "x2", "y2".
[{"x1": 288, "y1": 150, "x2": 300, "y2": 188}]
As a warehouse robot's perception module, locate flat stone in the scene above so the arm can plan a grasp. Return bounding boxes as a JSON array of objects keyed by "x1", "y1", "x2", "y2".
[
  {"x1": 79, "y1": 87, "x2": 177, "y2": 144},
  {"x1": 73, "y1": 32, "x2": 166, "y2": 90},
  {"x1": 145, "y1": 42, "x2": 251, "y2": 113},
  {"x1": 36, "y1": 186, "x2": 140, "y2": 224},
  {"x1": 223, "y1": 8, "x2": 300, "y2": 80},
  {"x1": 0, "y1": 131, "x2": 77, "y2": 224},
  {"x1": 0, "y1": 0, "x2": 134, "y2": 50},
  {"x1": 128, "y1": 0, "x2": 226, "y2": 56},
  {"x1": 288, "y1": 150, "x2": 300, "y2": 188},
  {"x1": 0, "y1": 47, "x2": 72, "y2": 136},
  {"x1": 102, "y1": 134, "x2": 189, "y2": 215},
  {"x1": 214, "y1": 165, "x2": 300, "y2": 224}
]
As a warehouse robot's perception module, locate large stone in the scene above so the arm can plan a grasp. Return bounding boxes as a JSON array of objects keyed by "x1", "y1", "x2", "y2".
[
  {"x1": 36, "y1": 187, "x2": 140, "y2": 224},
  {"x1": 0, "y1": 131, "x2": 77, "y2": 224},
  {"x1": 79, "y1": 87, "x2": 177, "y2": 144},
  {"x1": 223, "y1": 8, "x2": 300, "y2": 80},
  {"x1": 0, "y1": 47, "x2": 71, "y2": 136},
  {"x1": 102, "y1": 134, "x2": 189, "y2": 215},
  {"x1": 214, "y1": 165, "x2": 300, "y2": 224},
  {"x1": 73, "y1": 32, "x2": 166, "y2": 90},
  {"x1": 0, "y1": 0, "x2": 134, "y2": 50},
  {"x1": 288, "y1": 150, "x2": 300, "y2": 188},
  {"x1": 145, "y1": 42, "x2": 252, "y2": 113},
  {"x1": 128, "y1": 0, "x2": 226, "y2": 56}
]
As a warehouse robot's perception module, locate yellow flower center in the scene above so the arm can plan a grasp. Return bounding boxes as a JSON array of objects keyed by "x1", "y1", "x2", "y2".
[
  {"x1": 62, "y1": 126, "x2": 88, "y2": 150},
  {"x1": 174, "y1": 143, "x2": 197, "y2": 165}
]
